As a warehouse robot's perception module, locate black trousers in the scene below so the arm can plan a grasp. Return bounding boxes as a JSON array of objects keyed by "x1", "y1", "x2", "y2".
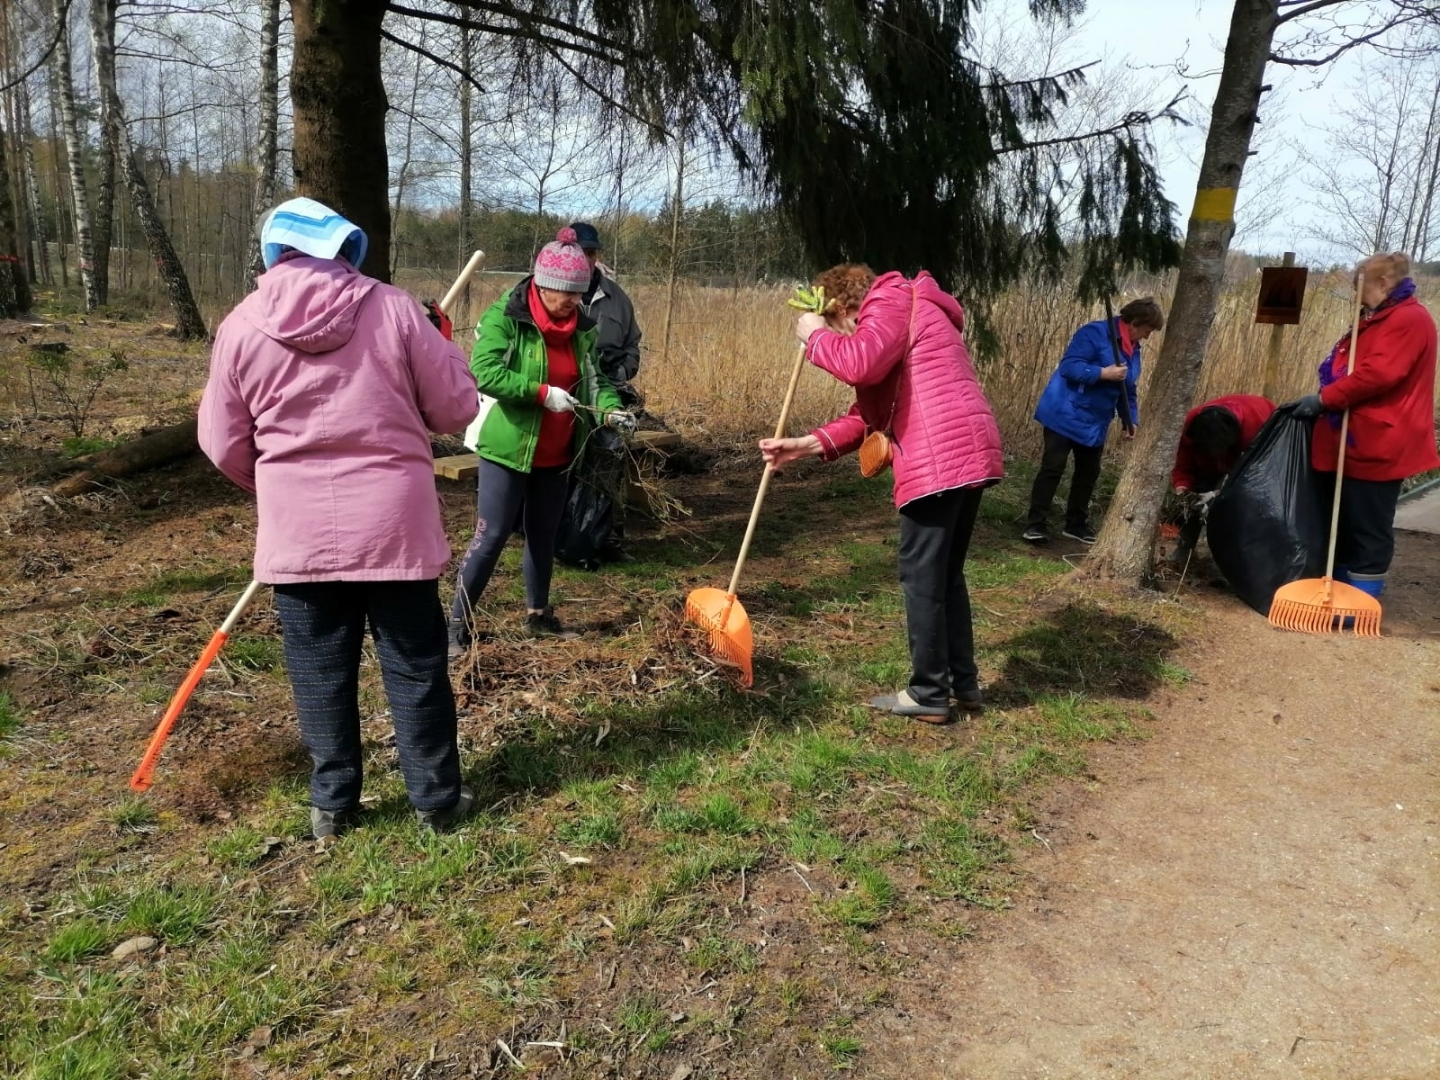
[
  {"x1": 898, "y1": 486, "x2": 984, "y2": 707},
  {"x1": 273, "y1": 580, "x2": 461, "y2": 813},
  {"x1": 1317, "y1": 473, "x2": 1402, "y2": 576},
  {"x1": 452, "y1": 458, "x2": 569, "y2": 635},
  {"x1": 1025, "y1": 427, "x2": 1104, "y2": 532}
]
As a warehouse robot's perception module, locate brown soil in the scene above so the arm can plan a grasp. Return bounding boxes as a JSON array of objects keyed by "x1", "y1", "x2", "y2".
[{"x1": 869, "y1": 531, "x2": 1440, "y2": 1079}]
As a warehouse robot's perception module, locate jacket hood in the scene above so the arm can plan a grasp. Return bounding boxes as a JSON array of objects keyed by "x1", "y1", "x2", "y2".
[
  {"x1": 872, "y1": 270, "x2": 964, "y2": 332},
  {"x1": 911, "y1": 271, "x2": 965, "y2": 332},
  {"x1": 241, "y1": 254, "x2": 378, "y2": 354}
]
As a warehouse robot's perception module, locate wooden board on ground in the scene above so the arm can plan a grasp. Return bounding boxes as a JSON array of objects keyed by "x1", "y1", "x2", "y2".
[{"x1": 433, "y1": 430, "x2": 683, "y2": 485}]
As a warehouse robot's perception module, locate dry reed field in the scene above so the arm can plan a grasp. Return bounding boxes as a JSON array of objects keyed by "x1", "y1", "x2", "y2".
[{"x1": 394, "y1": 266, "x2": 1440, "y2": 461}]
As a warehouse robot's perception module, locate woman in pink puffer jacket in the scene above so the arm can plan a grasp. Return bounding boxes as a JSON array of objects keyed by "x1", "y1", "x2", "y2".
[{"x1": 760, "y1": 263, "x2": 1004, "y2": 721}]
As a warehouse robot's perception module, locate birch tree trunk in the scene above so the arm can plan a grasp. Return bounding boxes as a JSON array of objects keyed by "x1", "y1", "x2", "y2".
[
  {"x1": 53, "y1": 0, "x2": 99, "y2": 310},
  {"x1": 44, "y1": 62, "x2": 69, "y2": 288},
  {"x1": 243, "y1": 0, "x2": 280, "y2": 291},
  {"x1": 92, "y1": 99, "x2": 116, "y2": 304},
  {"x1": 290, "y1": 0, "x2": 391, "y2": 281},
  {"x1": 89, "y1": 0, "x2": 206, "y2": 339},
  {"x1": 1084, "y1": 0, "x2": 1278, "y2": 583}
]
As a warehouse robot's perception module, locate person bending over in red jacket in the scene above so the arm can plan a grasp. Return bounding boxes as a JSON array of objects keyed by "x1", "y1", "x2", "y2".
[
  {"x1": 1290, "y1": 251, "x2": 1439, "y2": 609},
  {"x1": 1168, "y1": 394, "x2": 1275, "y2": 569}
]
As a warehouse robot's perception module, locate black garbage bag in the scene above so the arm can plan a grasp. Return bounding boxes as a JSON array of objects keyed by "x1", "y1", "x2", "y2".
[
  {"x1": 1206, "y1": 402, "x2": 1329, "y2": 614},
  {"x1": 555, "y1": 427, "x2": 627, "y2": 570}
]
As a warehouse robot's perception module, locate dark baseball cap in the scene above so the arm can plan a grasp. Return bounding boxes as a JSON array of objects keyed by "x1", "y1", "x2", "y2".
[{"x1": 568, "y1": 221, "x2": 602, "y2": 250}]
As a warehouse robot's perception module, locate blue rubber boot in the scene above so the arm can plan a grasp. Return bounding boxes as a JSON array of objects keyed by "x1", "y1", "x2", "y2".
[{"x1": 1337, "y1": 572, "x2": 1383, "y2": 630}]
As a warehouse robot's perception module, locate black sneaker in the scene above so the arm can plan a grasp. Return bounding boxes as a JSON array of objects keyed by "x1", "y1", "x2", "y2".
[
  {"x1": 599, "y1": 542, "x2": 635, "y2": 565},
  {"x1": 416, "y1": 786, "x2": 477, "y2": 834},
  {"x1": 1021, "y1": 525, "x2": 1048, "y2": 543},
  {"x1": 525, "y1": 608, "x2": 579, "y2": 640},
  {"x1": 1062, "y1": 525, "x2": 1098, "y2": 545},
  {"x1": 311, "y1": 806, "x2": 361, "y2": 841}
]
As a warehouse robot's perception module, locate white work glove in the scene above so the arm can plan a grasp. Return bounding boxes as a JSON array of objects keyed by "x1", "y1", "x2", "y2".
[
  {"x1": 1195, "y1": 490, "x2": 1218, "y2": 519},
  {"x1": 604, "y1": 410, "x2": 637, "y2": 436},
  {"x1": 542, "y1": 386, "x2": 578, "y2": 413}
]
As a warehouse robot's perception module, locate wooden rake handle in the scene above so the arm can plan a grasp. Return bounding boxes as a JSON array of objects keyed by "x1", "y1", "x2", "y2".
[
  {"x1": 441, "y1": 250, "x2": 486, "y2": 315},
  {"x1": 724, "y1": 343, "x2": 808, "y2": 598},
  {"x1": 1322, "y1": 271, "x2": 1365, "y2": 589}
]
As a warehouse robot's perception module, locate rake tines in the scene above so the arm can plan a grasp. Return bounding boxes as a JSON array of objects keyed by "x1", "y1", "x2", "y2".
[
  {"x1": 684, "y1": 589, "x2": 754, "y2": 687},
  {"x1": 1267, "y1": 588, "x2": 1382, "y2": 638}
]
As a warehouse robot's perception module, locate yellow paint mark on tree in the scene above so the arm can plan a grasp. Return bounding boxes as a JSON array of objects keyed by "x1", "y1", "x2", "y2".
[{"x1": 1191, "y1": 188, "x2": 1238, "y2": 223}]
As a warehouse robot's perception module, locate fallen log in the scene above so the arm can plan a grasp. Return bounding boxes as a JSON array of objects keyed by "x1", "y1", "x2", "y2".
[{"x1": 52, "y1": 417, "x2": 200, "y2": 497}]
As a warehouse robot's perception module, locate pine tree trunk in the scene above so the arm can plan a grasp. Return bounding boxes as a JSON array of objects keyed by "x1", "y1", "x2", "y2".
[
  {"x1": 92, "y1": 111, "x2": 115, "y2": 304},
  {"x1": 244, "y1": 0, "x2": 281, "y2": 291},
  {"x1": 1083, "y1": 0, "x2": 1278, "y2": 584},
  {"x1": 52, "y1": 0, "x2": 99, "y2": 310},
  {"x1": 0, "y1": 106, "x2": 31, "y2": 314},
  {"x1": 0, "y1": 4, "x2": 35, "y2": 290},
  {"x1": 290, "y1": 0, "x2": 391, "y2": 282},
  {"x1": 16, "y1": 77, "x2": 52, "y2": 286},
  {"x1": 89, "y1": 0, "x2": 205, "y2": 339}
]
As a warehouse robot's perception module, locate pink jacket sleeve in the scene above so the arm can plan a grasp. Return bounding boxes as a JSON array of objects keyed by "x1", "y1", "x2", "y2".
[
  {"x1": 805, "y1": 284, "x2": 910, "y2": 388},
  {"x1": 197, "y1": 326, "x2": 258, "y2": 495},
  {"x1": 812, "y1": 402, "x2": 867, "y2": 461},
  {"x1": 401, "y1": 297, "x2": 480, "y2": 435}
]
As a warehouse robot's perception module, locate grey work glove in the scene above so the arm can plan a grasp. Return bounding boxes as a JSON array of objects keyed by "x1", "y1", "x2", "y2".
[
  {"x1": 1289, "y1": 394, "x2": 1324, "y2": 419},
  {"x1": 604, "y1": 410, "x2": 637, "y2": 436}
]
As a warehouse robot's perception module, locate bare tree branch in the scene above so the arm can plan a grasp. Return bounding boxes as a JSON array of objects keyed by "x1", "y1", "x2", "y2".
[
  {"x1": 0, "y1": 0, "x2": 72, "y2": 94},
  {"x1": 387, "y1": 1, "x2": 636, "y2": 65},
  {"x1": 381, "y1": 27, "x2": 488, "y2": 95}
]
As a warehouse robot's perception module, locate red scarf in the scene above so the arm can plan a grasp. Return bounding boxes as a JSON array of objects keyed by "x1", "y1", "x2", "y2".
[
  {"x1": 1117, "y1": 319, "x2": 1136, "y2": 359},
  {"x1": 528, "y1": 282, "x2": 581, "y2": 468}
]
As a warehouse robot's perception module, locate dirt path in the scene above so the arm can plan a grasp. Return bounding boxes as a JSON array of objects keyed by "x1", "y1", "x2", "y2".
[{"x1": 876, "y1": 531, "x2": 1440, "y2": 1080}]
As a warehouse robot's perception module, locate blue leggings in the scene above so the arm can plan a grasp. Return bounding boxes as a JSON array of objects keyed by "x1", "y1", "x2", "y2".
[{"x1": 273, "y1": 580, "x2": 460, "y2": 813}]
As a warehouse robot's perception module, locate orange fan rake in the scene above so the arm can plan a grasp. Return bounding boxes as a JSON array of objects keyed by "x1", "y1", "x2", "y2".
[
  {"x1": 685, "y1": 342, "x2": 808, "y2": 686},
  {"x1": 1268, "y1": 270, "x2": 1381, "y2": 638}
]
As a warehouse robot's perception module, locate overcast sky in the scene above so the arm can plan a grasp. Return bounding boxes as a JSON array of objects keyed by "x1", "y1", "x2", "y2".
[{"x1": 1020, "y1": 0, "x2": 1388, "y2": 263}]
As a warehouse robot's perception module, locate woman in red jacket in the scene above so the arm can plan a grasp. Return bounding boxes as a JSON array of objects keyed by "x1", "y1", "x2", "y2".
[
  {"x1": 760, "y1": 264, "x2": 1004, "y2": 721},
  {"x1": 1291, "y1": 252, "x2": 1439, "y2": 603},
  {"x1": 1168, "y1": 394, "x2": 1275, "y2": 568}
]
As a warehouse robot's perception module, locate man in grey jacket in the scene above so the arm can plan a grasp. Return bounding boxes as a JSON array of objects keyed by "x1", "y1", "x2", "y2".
[
  {"x1": 561, "y1": 221, "x2": 642, "y2": 564},
  {"x1": 570, "y1": 221, "x2": 643, "y2": 408}
]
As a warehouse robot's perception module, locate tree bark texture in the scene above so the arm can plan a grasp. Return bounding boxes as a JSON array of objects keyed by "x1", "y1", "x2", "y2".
[
  {"x1": 52, "y1": 417, "x2": 200, "y2": 497},
  {"x1": 290, "y1": 0, "x2": 391, "y2": 282},
  {"x1": 15, "y1": 76, "x2": 52, "y2": 287},
  {"x1": 0, "y1": 106, "x2": 32, "y2": 313},
  {"x1": 244, "y1": 0, "x2": 281, "y2": 292},
  {"x1": 92, "y1": 97, "x2": 116, "y2": 304},
  {"x1": 1085, "y1": 0, "x2": 1278, "y2": 583},
  {"x1": 458, "y1": 13, "x2": 472, "y2": 315},
  {"x1": 53, "y1": 0, "x2": 99, "y2": 310},
  {"x1": 89, "y1": 0, "x2": 206, "y2": 339}
]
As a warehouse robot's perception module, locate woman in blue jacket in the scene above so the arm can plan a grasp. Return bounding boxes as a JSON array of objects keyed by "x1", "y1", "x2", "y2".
[{"x1": 1022, "y1": 298, "x2": 1164, "y2": 544}]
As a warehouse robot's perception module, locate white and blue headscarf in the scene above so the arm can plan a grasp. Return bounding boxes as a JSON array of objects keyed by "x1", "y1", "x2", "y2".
[{"x1": 258, "y1": 197, "x2": 368, "y2": 270}]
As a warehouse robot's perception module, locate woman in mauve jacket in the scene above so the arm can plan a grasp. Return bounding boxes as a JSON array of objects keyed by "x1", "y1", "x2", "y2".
[
  {"x1": 199, "y1": 198, "x2": 480, "y2": 840},
  {"x1": 1291, "y1": 251, "x2": 1439, "y2": 607},
  {"x1": 760, "y1": 263, "x2": 1004, "y2": 721}
]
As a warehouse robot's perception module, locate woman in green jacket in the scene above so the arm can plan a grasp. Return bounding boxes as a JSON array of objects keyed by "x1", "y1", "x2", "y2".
[{"x1": 450, "y1": 229, "x2": 634, "y2": 654}]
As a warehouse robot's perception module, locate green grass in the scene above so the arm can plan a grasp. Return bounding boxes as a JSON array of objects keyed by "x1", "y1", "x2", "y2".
[
  {"x1": 124, "y1": 567, "x2": 248, "y2": 608},
  {"x1": 0, "y1": 691, "x2": 20, "y2": 745},
  {"x1": 0, "y1": 462, "x2": 1191, "y2": 1077},
  {"x1": 45, "y1": 919, "x2": 112, "y2": 963}
]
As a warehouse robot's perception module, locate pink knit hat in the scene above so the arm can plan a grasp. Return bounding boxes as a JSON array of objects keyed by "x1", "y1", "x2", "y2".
[{"x1": 533, "y1": 227, "x2": 592, "y2": 292}]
